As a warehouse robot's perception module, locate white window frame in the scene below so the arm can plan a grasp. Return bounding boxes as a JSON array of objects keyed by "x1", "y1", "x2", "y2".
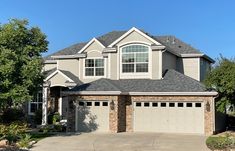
[
  {"x1": 83, "y1": 57, "x2": 106, "y2": 79},
  {"x1": 28, "y1": 91, "x2": 43, "y2": 115},
  {"x1": 120, "y1": 43, "x2": 151, "y2": 79}
]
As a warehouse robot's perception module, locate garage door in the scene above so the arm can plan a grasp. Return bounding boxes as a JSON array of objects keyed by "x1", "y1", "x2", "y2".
[
  {"x1": 76, "y1": 101, "x2": 109, "y2": 132},
  {"x1": 134, "y1": 102, "x2": 204, "y2": 134}
]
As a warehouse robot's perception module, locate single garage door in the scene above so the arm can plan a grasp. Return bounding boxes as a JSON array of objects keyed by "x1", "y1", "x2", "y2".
[
  {"x1": 76, "y1": 101, "x2": 109, "y2": 132},
  {"x1": 134, "y1": 101, "x2": 204, "y2": 134}
]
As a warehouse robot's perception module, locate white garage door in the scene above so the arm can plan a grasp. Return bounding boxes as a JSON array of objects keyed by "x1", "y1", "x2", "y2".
[
  {"x1": 134, "y1": 102, "x2": 204, "y2": 134},
  {"x1": 76, "y1": 101, "x2": 109, "y2": 132}
]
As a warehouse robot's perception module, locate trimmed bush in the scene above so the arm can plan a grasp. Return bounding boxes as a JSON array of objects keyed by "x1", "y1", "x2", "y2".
[
  {"x1": 206, "y1": 135, "x2": 235, "y2": 150},
  {"x1": 1, "y1": 108, "x2": 25, "y2": 123}
]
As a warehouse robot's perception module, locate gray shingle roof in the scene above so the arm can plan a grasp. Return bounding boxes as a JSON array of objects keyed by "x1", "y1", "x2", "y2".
[
  {"x1": 43, "y1": 68, "x2": 82, "y2": 85},
  {"x1": 44, "y1": 30, "x2": 203, "y2": 60},
  {"x1": 43, "y1": 68, "x2": 57, "y2": 78},
  {"x1": 59, "y1": 70, "x2": 83, "y2": 85},
  {"x1": 96, "y1": 31, "x2": 126, "y2": 46},
  {"x1": 69, "y1": 69, "x2": 207, "y2": 93},
  {"x1": 45, "y1": 42, "x2": 87, "y2": 60},
  {"x1": 153, "y1": 36, "x2": 201, "y2": 55}
]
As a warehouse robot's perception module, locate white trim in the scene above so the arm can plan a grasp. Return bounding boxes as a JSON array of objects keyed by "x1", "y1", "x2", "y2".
[
  {"x1": 44, "y1": 60, "x2": 57, "y2": 64},
  {"x1": 78, "y1": 38, "x2": 105, "y2": 54},
  {"x1": 59, "y1": 87, "x2": 62, "y2": 116},
  {"x1": 108, "y1": 27, "x2": 163, "y2": 47},
  {"x1": 45, "y1": 70, "x2": 74, "y2": 83},
  {"x1": 64, "y1": 91, "x2": 122, "y2": 95},
  {"x1": 51, "y1": 54, "x2": 86, "y2": 59},
  {"x1": 198, "y1": 58, "x2": 201, "y2": 81},
  {"x1": 159, "y1": 51, "x2": 162, "y2": 79},
  {"x1": 151, "y1": 45, "x2": 166, "y2": 50},
  {"x1": 127, "y1": 92, "x2": 218, "y2": 96},
  {"x1": 108, "y1": 53, "x2": 111, "y2": 78},
  {"x1": 83, "y1": 57, "x2": 106, "y2": 79},
  {"x1": 103, "y1": 47, "x2": 117, "y2": 53},
  {"x1": 119, "y1": 43, "x2": 151, "y2": 79}
]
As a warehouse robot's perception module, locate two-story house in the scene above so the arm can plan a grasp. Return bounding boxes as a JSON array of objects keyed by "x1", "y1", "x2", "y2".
[{"x1": 35, "y1": 27, "x2": 221, "y2": 135}]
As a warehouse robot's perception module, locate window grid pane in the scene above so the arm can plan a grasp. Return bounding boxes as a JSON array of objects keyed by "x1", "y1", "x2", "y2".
[
  {"x1": 122, "y1": 45, "x2": 149, "y2": 73},
  {"x1": 85, "y1": 59, "x2": 104, "y2": 76}
]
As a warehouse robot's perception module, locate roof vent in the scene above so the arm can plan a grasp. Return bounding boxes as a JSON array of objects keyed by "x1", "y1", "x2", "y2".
[
  {"x1": 172, "y1": 37, "x2": 175, "y2": 44},
  {"x1": 166, "y1": 37, "x2": 170, "y2": 43}
]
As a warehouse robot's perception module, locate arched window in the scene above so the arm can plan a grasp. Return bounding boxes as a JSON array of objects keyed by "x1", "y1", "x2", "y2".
[{"x1": 121, "y1": 45, "x2": 149, "y2": 73}]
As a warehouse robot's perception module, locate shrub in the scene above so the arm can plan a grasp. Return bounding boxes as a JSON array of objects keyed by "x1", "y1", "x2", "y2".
[
  {"x1": 34, "y1": 109, "x2": 42, "y2": 125},
  {"x1": 52, "y1": 112, "x2": 60, "y2": 124},
  {"x1": 1, "y1": 108, "x2": 25, "y2": 123},
  {"x1": 206, "y1": 135, "x2": 235, "y2": 150},
  {"x1": 17, "y1": 134, "x2": 32, "y2": 149},
  {"x1": 0, "y1": 122, "x2": 28, "y2": 144}
]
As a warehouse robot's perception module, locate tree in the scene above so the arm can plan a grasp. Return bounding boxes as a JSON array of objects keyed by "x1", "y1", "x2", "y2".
[
  {"x1": 0, "y1": 19, "x2": 48, "y2": 111},
  {"x1": 204, "y1": 56, "x2": 235, "y2": 112}
]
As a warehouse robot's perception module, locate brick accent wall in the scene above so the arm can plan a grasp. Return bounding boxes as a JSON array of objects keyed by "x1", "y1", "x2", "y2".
[
  {"x1": 129, "y1": 95, "x2": 215, "y2": 135},
  {"x1": 66, "y1": 94, "x2": 215, "y2": 135}
]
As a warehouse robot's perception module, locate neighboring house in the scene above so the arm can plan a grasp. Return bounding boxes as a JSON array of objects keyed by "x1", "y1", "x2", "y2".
[{"x1": 32, "y1": 27, "x2": 224, "y2": 135}]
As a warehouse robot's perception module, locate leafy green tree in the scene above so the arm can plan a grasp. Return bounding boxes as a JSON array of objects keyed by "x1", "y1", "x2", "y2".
[
  {"x1": 0, "y1": 19, "x2": 48, "y2": 111},
  {"x1": 204, "y1": 56, "x2": 235, "y2": 112}
]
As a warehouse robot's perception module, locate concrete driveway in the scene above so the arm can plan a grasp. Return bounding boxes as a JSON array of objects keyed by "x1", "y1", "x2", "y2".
[{"x1": 31, "y1": 133, "x2": 209, "y2": 151}]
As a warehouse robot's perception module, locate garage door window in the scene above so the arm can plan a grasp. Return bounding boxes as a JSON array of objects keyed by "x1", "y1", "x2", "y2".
[
  {"x1": 136, "y1": 102, "x2": 141, "y2": 107},
  {"x1": 186, "y1": 103, "x2": 192, "y2": 107},
  {"x1": 152, "y1": 102, "x2": 158, "y2": 107},
  {"x1": 102, "y1": 102, "x2": 108, "y2": 106},
  {"x1": 95, "y1": 102, "x2": 100, "y2": 106},
  {"x1": 195, "y1": 103, "x2": 202, "y2": 107},
  {"x1": 79, "y1": 102, "x2": 84, "y2": 106},
  {"x1": 169, "y1": 103, "x2": 175, "y2": 107},
  {"x1": 87, "y1": 102, "x2": 92, "y2": 106},
  {"x1": 178, "y1": 103, "x2": 184, "y2": 107},
  {"x1": 161, "y1": 103, "x2": 166, "y2": 107},
  {"x1": 144, "y1": 102, "x2": 150, "y2": 107}
]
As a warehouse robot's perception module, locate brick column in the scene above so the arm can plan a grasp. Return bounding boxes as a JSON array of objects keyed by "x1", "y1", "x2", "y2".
[{"x1": 67, "y1": 95, "x2": 76, "y2": 132}]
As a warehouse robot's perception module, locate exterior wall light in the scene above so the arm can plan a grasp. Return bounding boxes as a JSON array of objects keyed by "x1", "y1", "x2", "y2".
[
  {"x1": 110, "y1": 100, "x2": 115, "y2": 110},
  {"x1": 206, "y1": 101, "x2": 211, "y2": 112}
]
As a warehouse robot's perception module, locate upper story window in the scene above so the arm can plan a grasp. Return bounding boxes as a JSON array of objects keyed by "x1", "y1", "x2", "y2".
[
  {"x1": 85, "y1": 58, "x2": 104, "y2": 76},
  {"x1": 122, "y1": 45, "x2": 149, "y2": 73}
]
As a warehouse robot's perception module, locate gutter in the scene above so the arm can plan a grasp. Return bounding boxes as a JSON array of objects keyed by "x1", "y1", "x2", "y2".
[{"x1": 62, "y1": 91, "x2": 218, "y2": 96}]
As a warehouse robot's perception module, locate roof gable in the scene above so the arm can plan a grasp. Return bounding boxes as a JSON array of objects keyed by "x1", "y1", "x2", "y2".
[
  {"x1": 78, "y1": 38, "x2": 105, "y2": 53},
  {"x1": 108, "y1": 27, "x2": 163, "y2": 47}
]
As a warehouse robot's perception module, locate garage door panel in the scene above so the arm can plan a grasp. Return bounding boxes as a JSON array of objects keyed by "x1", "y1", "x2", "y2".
[
  {"x1": 76, "y1": 101, "x2": 109, "y2": 132},
  {"x1": 134, "y1": 101, "x2": 204, "y2": 134}
]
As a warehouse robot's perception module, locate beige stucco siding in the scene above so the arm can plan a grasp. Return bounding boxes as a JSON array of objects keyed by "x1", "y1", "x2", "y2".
[
  {"x1": 162, "y1": 51, "x2": 177, "y2": 73},
  {"x1": 115, "y1": 31, "x2": 154, "y2": 46},
  {"x1": 58, "y1": 59, "x2": 79, "y2": 77},
  {"x1": 110, "y1": 53, "x2": 118, "y2": 80},
  {"x1": 48, "y1": 72, "x2": 69, "y2": 87},
  {"x1": 78, "y1": 40, "x2": 107, "y2": 83},
  {"x1": 200, "y1": 58, "x2": 211, "y2": 81},
  {"x1": 44, "y1": 63, "x2": 57, "y2": 71},
  {"x1": 177, "y1": 57, "x2": 200, "y2": 81},
  {"x1": 152, "y1": 51, "x2": 161, "y2": 79},
  {"x1": 84, "y1": 41, "x2": 104, "y2": 53}
]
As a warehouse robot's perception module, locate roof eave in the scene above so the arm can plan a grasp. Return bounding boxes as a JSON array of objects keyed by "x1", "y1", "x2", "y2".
[{"x1": 51, "y1": 54, "x2": 87, "y2": 59}]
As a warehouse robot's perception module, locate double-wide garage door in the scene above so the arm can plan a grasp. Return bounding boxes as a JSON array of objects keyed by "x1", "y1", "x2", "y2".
[
  {"x1": 134, "y1": 101, "x2": 204, "y2": 134},
  {"x1": 76, "y1": 101, "x2": 109, "y2": 132}
]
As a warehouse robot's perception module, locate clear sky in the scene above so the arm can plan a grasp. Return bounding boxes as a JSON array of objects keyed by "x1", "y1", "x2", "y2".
[{"x1": 0, "y1": 0, "x2": 235, "y2": 59}]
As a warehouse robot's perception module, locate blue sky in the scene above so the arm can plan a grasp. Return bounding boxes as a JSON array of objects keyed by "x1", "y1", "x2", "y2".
[{"x1": 0, "y1": 0, "x2": 235, "y2": 59}]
